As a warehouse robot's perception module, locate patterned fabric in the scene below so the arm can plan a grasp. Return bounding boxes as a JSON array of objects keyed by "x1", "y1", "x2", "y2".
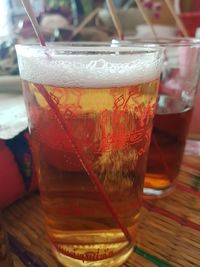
[
  {"x1": 5, "y1": 130, "x2": 33, "y2": 190},
  {"x1": 0, "y1": 140, "x2": 24, "y2": 209},
  {"x1": 0, "y1": 130, "x2": 38, "y2": 209}
]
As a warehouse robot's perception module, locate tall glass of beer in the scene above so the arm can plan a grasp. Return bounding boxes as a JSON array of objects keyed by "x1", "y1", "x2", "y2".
[
  {"x1": 126, "y1": 38, "x2": 200, "y2": 198},
  {"x1": 16, "y1": 43, "x2": 163, "y2": 267}
]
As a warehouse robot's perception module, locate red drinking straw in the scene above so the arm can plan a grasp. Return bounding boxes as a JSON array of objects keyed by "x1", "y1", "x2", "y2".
[
  {"x1": 20, "y1": 0, "x2": 46, "y2": 46},
  {"x1": 36, "y1": 84, "x2": 132, "y2": 244}
]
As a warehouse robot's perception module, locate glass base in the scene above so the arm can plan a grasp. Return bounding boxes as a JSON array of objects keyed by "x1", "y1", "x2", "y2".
[
  {"x1": 52, "y1": 244, "x2": 133, "y2": 267},
  {"x1": 143, "y1": 184, "x2": 176, "y2": 199}
]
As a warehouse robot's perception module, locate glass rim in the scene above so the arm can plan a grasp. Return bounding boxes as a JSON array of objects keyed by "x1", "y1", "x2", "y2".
[
  {"x1": 123, "y1": 37, "x2": 200, "y2": 47},
  {"x1": 15, "y1": 41, "x2": 164, "y2": 56}
]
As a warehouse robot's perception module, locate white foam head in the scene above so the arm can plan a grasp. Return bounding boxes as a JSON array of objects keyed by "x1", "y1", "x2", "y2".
[{"x1": 16, "y1": 44, "x2": 163, "y2": 88}]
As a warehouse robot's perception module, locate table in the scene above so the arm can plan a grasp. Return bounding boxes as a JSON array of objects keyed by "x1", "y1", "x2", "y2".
[{"x1": 3, "y1": 154, "x2": 200, "y2": 267}]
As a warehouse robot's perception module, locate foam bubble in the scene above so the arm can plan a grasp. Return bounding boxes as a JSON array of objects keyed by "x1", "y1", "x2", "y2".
[{"x1": 16, "y1": 45, "x2": 162, "y2": 88}]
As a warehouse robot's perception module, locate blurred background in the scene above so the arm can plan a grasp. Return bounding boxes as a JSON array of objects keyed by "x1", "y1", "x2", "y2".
[
  {"x1": 1, "y1": 0, "x2": 200, "y2": 74},
  {"x1": 0, "y1": 0, "x2": 200, "y2": 77}
]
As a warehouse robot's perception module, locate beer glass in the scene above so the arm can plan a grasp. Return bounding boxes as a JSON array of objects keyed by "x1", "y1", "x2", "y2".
[
  {"x1": 16, "y1": 43, "x2": 163, "y2": 267},
  {"x1": 126, "y1": 38, "x2": 200, "y2": 198}
]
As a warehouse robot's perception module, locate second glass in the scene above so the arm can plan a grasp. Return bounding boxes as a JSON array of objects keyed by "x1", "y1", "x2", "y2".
[{"x1": 127, "y1": 38, "x2": 200, "y2": 198}]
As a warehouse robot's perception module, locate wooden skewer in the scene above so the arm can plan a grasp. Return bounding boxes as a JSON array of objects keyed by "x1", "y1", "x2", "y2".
[
  {"x1": 134, "y1": 0, "x2": 158, "y2": 41},
  {"x1": 164, "y1": 0, "x2": 189, "y2": 37},
  {"x1": 20, "y1": 0, "x2": 46, "y2": 46},
  {"x1": 71, "y1": 7, "x2": 101, "y2": 39},
  {"x1": 106, "y1": 0, "x2": 124, "y2": 40}
]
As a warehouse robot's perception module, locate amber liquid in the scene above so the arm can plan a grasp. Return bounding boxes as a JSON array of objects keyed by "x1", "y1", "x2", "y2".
[
  {"x1": 22, "y1": 79, "x2": 158, "y2": 266},
  {"x1": 144, "y1": 95, "x2": 193, "y2": 196}
]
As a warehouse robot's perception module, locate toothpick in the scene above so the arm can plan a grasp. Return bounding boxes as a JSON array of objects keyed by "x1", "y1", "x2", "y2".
[
  {"x1": 71, "y1": 7, "x2": 101, "y2": 39},
  {"x1": 20, "y1": 0, "x2": 46, "y2": 46},
  {"x1": 106, "y1": 0, "x2": 124, "y2": 40},
  {"x1": 135, "y1": 0, "x2": 158, "y2": 41},
  {"x1": 164, "y1": 0, "x2": 189, "y2": 37}
]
